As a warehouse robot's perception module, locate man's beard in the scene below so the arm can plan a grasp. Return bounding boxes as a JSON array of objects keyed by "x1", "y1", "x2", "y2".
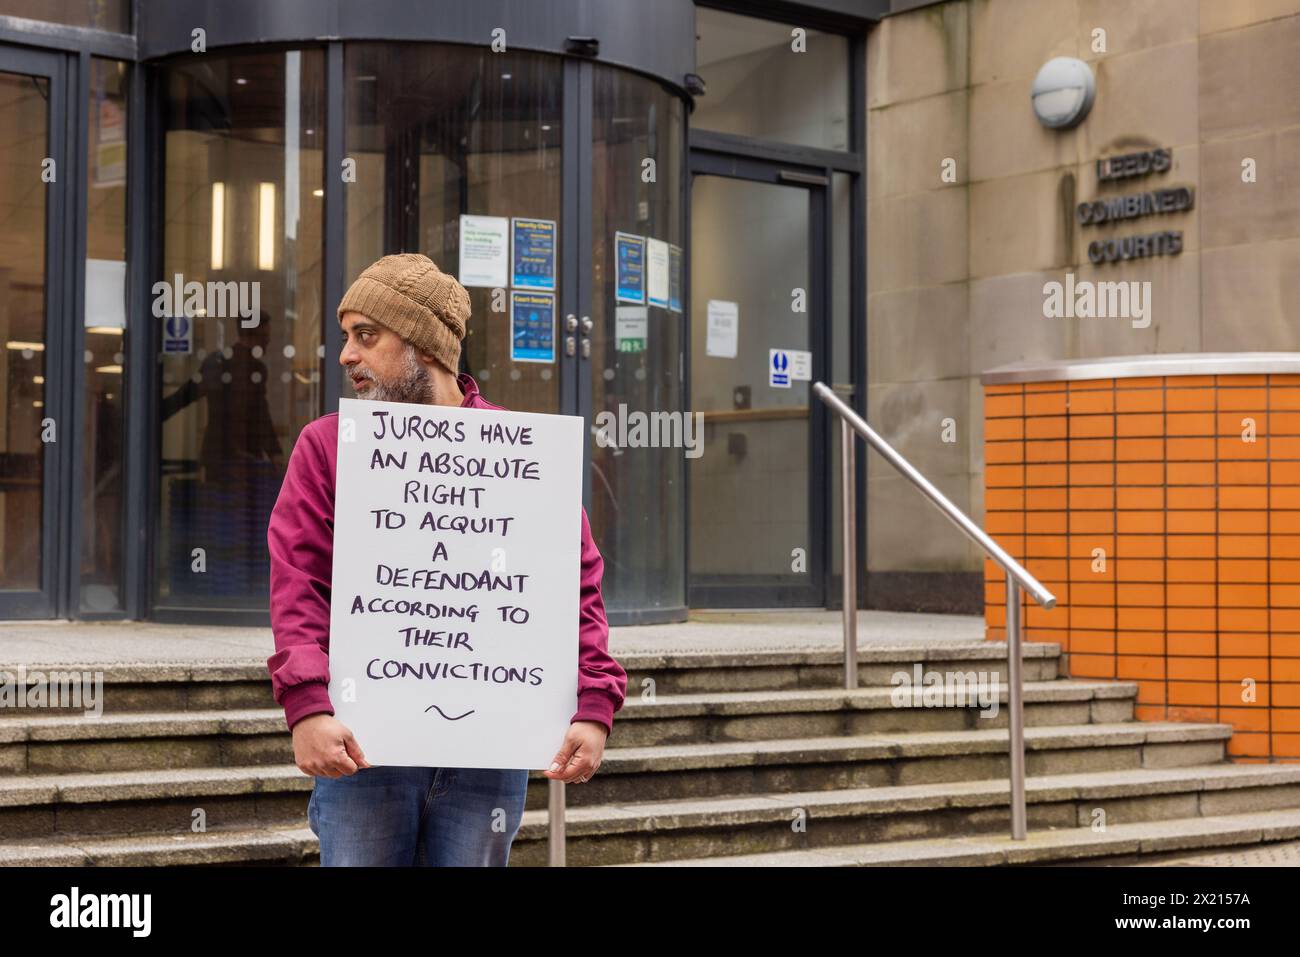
[{"x1": 353, "y1": 346, "x2": 433, "y2": 403}]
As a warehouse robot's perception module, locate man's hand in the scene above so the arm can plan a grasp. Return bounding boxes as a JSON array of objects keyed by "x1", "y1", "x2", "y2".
[
  {"x1": 292, "y1": 713, "x2": 372, "y2": 778},
  {"x1": 544, "y1": 721, "x2": 607, "y2": 784}
]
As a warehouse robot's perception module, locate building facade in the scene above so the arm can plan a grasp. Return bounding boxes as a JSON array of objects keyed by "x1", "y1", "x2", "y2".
[
  {"x1": 0, "y1": 0, "x2": 871, "y2": 626},
  {"x1": 866, "y1": 0, "x2": 1300, "y2": 610},
  {"x1": 0, "y1": 0, "x2": 1296, "y2": 629}
]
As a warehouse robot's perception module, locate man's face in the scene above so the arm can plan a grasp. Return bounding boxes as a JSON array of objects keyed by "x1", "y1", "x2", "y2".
[{"x1": 339, "y1": 311, "x2": 433, "y2": 404}]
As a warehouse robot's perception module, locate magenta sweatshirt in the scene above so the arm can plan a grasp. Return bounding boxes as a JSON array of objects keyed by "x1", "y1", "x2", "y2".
[{"x1": 266, "y1": 372, "x2": 628, "y2": 738}]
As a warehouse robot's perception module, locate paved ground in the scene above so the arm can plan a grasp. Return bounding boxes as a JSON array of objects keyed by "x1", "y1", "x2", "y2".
[{"x1": 0, "y1": 609, "x2": 986, "y2": 667}]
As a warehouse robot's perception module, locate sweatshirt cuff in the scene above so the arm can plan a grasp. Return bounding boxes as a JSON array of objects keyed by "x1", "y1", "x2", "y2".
[
  {"x1": 281, "y1": 681, "x2": 335, "y2": 732},
  {"x1": 570, "y1": 688, "x2": 620, "y2": 738}
]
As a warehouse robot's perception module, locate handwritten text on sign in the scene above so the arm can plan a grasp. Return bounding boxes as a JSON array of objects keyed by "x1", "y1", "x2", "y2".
[{"x1": 328, "y1": 398, "x2": 583, "y2": 769}]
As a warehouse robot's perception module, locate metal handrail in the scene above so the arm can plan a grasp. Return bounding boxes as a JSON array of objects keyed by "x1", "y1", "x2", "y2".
[{"x1": 813, "y1": 381, "x2": 1057, "y2": 841}]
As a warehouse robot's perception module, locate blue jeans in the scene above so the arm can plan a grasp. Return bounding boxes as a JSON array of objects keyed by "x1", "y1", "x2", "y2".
[{"x1": 307, "y1": 765, "x2": 530, "y2": 866}]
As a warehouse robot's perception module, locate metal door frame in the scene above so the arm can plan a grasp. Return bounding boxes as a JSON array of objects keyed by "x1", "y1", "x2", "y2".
[{"x1": 0, "y1": 44, "x2": 73, "y2": 618}]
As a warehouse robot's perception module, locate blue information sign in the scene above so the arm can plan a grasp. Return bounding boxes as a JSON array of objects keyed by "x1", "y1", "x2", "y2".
[
  {"x1": 510, "y1": 291, "x2": 556, "y2": 363},
  {"x1": 511, "y1": 217, "x2": 556, "y2": 290},
  {"x1": 615, "y1": 231, "x2": 645, "y2": 304}
]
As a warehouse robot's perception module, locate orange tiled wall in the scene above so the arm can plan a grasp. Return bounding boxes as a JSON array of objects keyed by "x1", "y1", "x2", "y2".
[{"x1": 983, "y1": 373, "x2": 1300, "y2": 763}]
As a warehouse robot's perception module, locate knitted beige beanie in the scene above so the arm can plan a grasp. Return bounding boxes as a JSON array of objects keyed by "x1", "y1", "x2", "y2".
[{"x1": 336, "y1": 253, "x2": 470, "y2": 376}]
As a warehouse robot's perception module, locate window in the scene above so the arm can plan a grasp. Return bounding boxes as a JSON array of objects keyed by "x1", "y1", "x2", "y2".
[
  {"x1": 158, "y1": 49, "x2": 325, "y2": 611},
  {"x1": 693, "y1": 7, "x2": 849, "y2": 150}
]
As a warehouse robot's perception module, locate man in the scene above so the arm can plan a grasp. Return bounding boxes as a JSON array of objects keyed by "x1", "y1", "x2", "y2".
[{"x1": 266, "y1": 253, "x2": 627, "y2": 866}]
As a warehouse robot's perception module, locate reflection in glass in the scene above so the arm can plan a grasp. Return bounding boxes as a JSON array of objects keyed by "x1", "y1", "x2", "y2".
[
  {"x1": 159, "y1": 50, "x2": 324, "y2": 610},
  {"x1": 693, "y1": 7, "x2": 849, "y2": 150},
  {"x1": 344, "y1": 44, "x2": 563, "y2": 415},
  {"x1": 0, "y1": 0, "x2": 129, "y2": 32},
  {"x1": 590, "y1": 67, "x2": 687, "y2": 617},
  {"x1": 0, "y1": 69, "x2": 48, "y2": 591}
]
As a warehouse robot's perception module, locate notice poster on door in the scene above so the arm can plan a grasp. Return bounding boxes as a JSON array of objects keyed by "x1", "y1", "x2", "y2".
[
  {"x1": 646, "y1": 238, "x2": 669, "y2": 309},
  {"x1": 615, "y1": 306, "x2": 648, "y2": 353},
  {"x1": 706, "y1": 300, "x2": 738, "y2": 358},
  {"x1": 328, "y1": 398, "x2": 583, "y2": 769},
  {"x1": 511, "y1": 217, "x2": 557, "y2": 291},
  {"x1": 615, "y1": 232, "x2": 645, "y2": 304},
  {"x1": 93, "y1": 94, "x2": 126, "y2": 189},
  {"x1": 788, "y1": 349, "x2": 813, "y2": 381},
  {"x1": 458, "y1": 215, "x2": 509, "y2": 288},
  {"x1": 668, "y1": 244, "x2": 683, "y2": 313},
  {"x1": 510, "y1": 290, "x2": 556, "y2": 363}
]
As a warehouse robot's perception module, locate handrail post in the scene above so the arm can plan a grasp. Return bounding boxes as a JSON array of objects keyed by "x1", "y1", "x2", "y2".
[
  {"x1": 811, "y1": 381, "x2": 1050, "y2": 841},
  {"x1": 1006, "y1": 573, "x2": 1027, "y2": 840},
  {"x1": 548, "y1": 779, "x2": 565, "y2": 865},
  {"x1": 841, "y1": 418, "x2": 857, "y2": 689}
]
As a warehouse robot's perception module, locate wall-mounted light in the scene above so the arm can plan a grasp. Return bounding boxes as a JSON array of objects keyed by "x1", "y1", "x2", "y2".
[
  {"x1": 258, "y1": 182, "x2": 276, "y2": 271},
  {"x1": 1031, "y1": 57, "x2": 1095, "y2": 130},
  {"x1": 210, "y1": 182, "x2": 225, "y2": 270}
]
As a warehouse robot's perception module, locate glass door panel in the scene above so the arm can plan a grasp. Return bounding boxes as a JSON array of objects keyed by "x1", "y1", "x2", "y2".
[
  {"x1": 688, "y1": 172, "x2": 823, "y2": 605},
  {"x1": 0, "y1": 47, "x2": 63, "y2": 616}
]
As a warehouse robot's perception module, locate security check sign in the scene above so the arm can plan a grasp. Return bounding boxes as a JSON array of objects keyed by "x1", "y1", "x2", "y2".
[{"x1": 328, "y1": 398, "x2": 583, "y2": 770}]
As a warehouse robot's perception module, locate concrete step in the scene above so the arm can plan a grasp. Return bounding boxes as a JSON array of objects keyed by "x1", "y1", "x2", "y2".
[
  {"x1": 615, "y1": 642, "x2": 1061, "y2": 694},
  {"x1": 509, "y1": 764, "x2": 1300, "y2": 865},
  {"x1": 0, "y1": 764, "x2": 310, "y2": 840},
  {"x1": 0, "y1": 824, "x2": 317, "y2": 867},
  {"x1": 611, "y1": 680, "x2": 1135, "y2": 747},
  {"x1": 0, "y1": 679, "x2": 1133, "y2": 773},
  {"x1": 627, "y1": 807, "x2": 1300, "y2": 867},
  {"x1": 0, "y1": 642, "x2": 1061, "y2": 716},
  {"x1": 0, "y1": 663, "x2": 276, "y2": 718},
  {"x1": 0, "y1": 721, "x2": 1231, "y2": 839},
  {"x1": 532, "y1": 722, "x2": 1231, "y2": 808},
  {"x1": 0, "y1": 709, "x2": 293, "y2": 776},
  {"x1": 8, "y1": 770, "x2": 1300, "y2": 868}
]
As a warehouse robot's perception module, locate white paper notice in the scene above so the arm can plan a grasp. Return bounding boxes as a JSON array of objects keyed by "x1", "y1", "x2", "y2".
[
  {"x1": 614, "y1": 305, "x2": 648, "y2": 352},
  {"x1": 646, "y1": 238, "x2": 669, "y2": 308},
  {"x1": 85, "y1": 258, "x2": 126, "y2": 329},
  {"x1": 458, "y1": 215, "x2": 509, "y2": 288},
  {"x1": 789, "y1": 349, "x2": 812, "y2": 380},
  {"x1": 329, "y1": 398, "x2": 583, "y2": 770},
  {"x1": 705, "y1": 299, "x2": 739, "y2": 358}
]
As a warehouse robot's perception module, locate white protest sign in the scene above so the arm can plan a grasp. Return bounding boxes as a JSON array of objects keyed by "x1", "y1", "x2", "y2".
[{"x1": 328, "y1": 398, "x2": 583, "y2": 770}]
